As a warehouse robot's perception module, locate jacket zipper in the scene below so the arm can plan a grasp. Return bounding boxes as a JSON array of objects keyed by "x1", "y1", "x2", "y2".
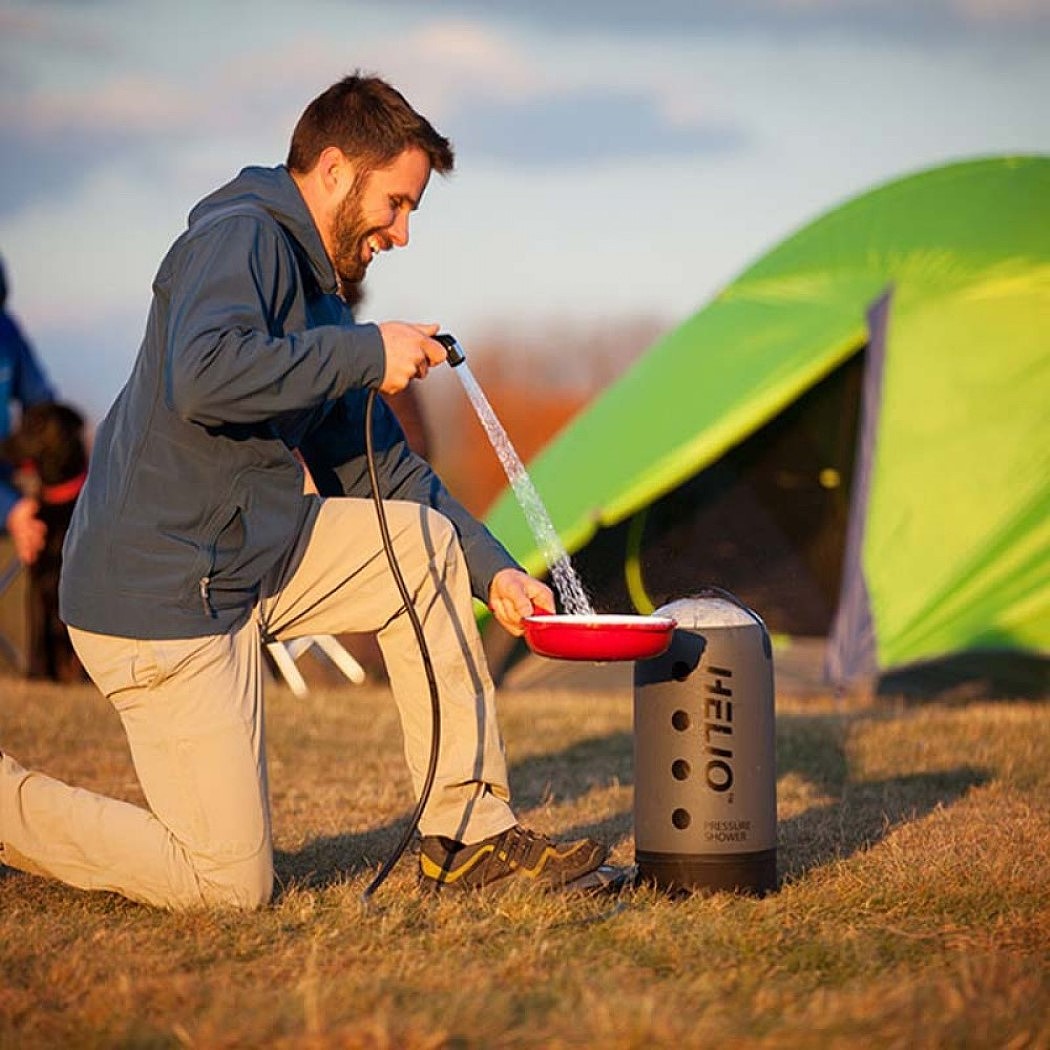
[
  {"x1": 199, "y1": 575, "x2": 214, "y2": 618},
  {"x1": 197, "y1": 496, "x2": 245, "y2": 619}
]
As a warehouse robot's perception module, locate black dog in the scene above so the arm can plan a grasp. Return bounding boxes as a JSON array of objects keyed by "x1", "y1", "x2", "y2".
[{"x1": 1, "y1": 402, "x2": 88, "y2": 681}]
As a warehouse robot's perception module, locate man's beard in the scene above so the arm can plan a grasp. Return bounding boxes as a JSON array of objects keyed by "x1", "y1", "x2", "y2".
[{"x1": 331, "y1": 175, "x2": 376, "y2": 308}]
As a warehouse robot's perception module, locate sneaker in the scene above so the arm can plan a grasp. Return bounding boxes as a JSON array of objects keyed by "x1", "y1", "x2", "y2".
[{"x1": 420, "y1": 825, "x2": 609, "y2": 892}]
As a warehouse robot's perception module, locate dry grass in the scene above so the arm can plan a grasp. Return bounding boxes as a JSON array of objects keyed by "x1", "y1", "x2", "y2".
[{"x1": 2, "y1": 669, "x2": 1049, "y2": 1049}]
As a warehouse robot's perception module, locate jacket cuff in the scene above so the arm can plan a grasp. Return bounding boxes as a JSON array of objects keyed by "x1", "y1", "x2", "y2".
[
  {"x1": 348, "y1": 323, "x2": 386, "y2": 389},
  {"x1": 465, "y1": 538, "x2": 521, "y2": 606}
]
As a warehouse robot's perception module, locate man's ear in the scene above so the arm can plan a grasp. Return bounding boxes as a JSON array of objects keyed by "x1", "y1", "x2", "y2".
[{"x1": 316, "y1": 146, "x2": 355, "y2": 197}]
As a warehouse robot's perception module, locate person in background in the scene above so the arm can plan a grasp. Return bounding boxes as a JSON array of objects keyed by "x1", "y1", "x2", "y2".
[
  {"x1": 0, "y1": 74, "x2": 618, "y2": 909},
  {"x1": 0, "y1": 255, "x2": 56, "y2": 566}
]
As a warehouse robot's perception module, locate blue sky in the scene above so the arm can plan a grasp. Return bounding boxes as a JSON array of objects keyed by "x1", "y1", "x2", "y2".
[{"x1": 1, "y1": 0, "x2": 1048, "y2": 420}]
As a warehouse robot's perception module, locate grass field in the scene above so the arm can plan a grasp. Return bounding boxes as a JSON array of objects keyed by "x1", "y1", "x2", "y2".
[{"x1": 1, "y1": 660, "x2": 1048, "y2": 1049}]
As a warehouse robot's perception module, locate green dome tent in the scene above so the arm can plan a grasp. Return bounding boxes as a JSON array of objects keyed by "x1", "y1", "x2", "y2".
[{"x1": 484, "y1": 155, "x2": 1050, "y2": 688}]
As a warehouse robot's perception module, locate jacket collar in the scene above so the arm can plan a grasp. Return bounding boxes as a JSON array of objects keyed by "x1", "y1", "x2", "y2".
[{"x1": 186, "y1": 166, "x2": 339, "y2": 296}]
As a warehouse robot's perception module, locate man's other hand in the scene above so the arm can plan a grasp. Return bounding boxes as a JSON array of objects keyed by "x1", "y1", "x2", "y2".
[{"x1": 488, "y1": 569, "x2": 555, "y2": 637}]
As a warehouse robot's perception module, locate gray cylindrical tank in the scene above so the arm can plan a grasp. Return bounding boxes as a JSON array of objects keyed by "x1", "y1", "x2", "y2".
[{"x1": 633, "y1": 592, "x2": 777, "y2": 895}]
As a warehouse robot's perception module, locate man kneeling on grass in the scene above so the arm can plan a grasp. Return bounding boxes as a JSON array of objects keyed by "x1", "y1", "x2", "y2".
[{"x1": 0, "y1": 74, "x2": 616, "y2": 908}]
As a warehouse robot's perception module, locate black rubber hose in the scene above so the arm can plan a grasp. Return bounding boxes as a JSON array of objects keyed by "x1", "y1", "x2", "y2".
[{"x1": 361, "y1": 386, "x2": 443, "y2": 902}]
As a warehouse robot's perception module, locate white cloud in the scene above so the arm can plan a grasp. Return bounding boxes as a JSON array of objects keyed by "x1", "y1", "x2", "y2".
[
  {"x1": 395, "y1": 19, "x2": 536, "y2": 105},
  {"x1": 1, "y1": 165, "x2": 177, "y2": 326},
  {"x1": 388, "y1": 0, "x2": 1050, "y2": 43},
  {"x1": 0, "y1": 4, "x2": 113, "y2": 53},
  {"x1": 953, "y1": 0, "x2": 1050, "y2": 20},
  {"x1": 9, "y1": 74, "x2": 197, "y2": 131}
]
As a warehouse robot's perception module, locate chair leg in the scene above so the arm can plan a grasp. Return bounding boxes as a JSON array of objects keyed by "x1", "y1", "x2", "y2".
[
  {"x1": 311, "y1": 634, "x2": 367, "y2": 685},
  {"x1": 264, "y1": 635, "x2": 366, "y2": 696},
  {"x1": 265, "y1": 641, "x2": 309, "y2": 698}
]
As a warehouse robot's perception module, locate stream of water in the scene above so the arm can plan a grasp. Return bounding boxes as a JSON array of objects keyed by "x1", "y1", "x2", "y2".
[{"x1": 452, "y1": 362, "x2": 594, "y2": 616}]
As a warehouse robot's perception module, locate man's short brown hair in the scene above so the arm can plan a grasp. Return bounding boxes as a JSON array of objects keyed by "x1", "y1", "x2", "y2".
[{"x1": 287, "y1": 73, "x2": 454, "y2": 176}]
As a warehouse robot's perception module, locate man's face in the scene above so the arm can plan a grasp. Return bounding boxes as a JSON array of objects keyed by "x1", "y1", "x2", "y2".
[{"x1": 330, "y1": 146, "x2": 431, "y2": 296}]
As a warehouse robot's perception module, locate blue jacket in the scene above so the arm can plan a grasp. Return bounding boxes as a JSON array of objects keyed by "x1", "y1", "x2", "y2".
[
  {"x1": 0, "y1": 299, "x2": 56, "y2": 525},
  {"x1": 59, "y1": 166, "x2": 517, "y2": 639}
]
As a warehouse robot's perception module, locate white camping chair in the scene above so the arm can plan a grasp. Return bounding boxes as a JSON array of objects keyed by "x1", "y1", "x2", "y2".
[{"x1": 265, "y1": 635, "x2": 366, "y2": 697}]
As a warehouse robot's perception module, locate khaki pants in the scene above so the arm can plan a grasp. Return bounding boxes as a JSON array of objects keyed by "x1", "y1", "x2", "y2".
[{"x1": 0, "y1": 497, "x2": 515, "y2": 909}]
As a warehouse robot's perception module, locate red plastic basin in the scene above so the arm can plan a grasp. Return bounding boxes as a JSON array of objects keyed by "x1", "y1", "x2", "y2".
[{"x1": 522, "y1": 613, "x2": 676, "y2": 662}]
